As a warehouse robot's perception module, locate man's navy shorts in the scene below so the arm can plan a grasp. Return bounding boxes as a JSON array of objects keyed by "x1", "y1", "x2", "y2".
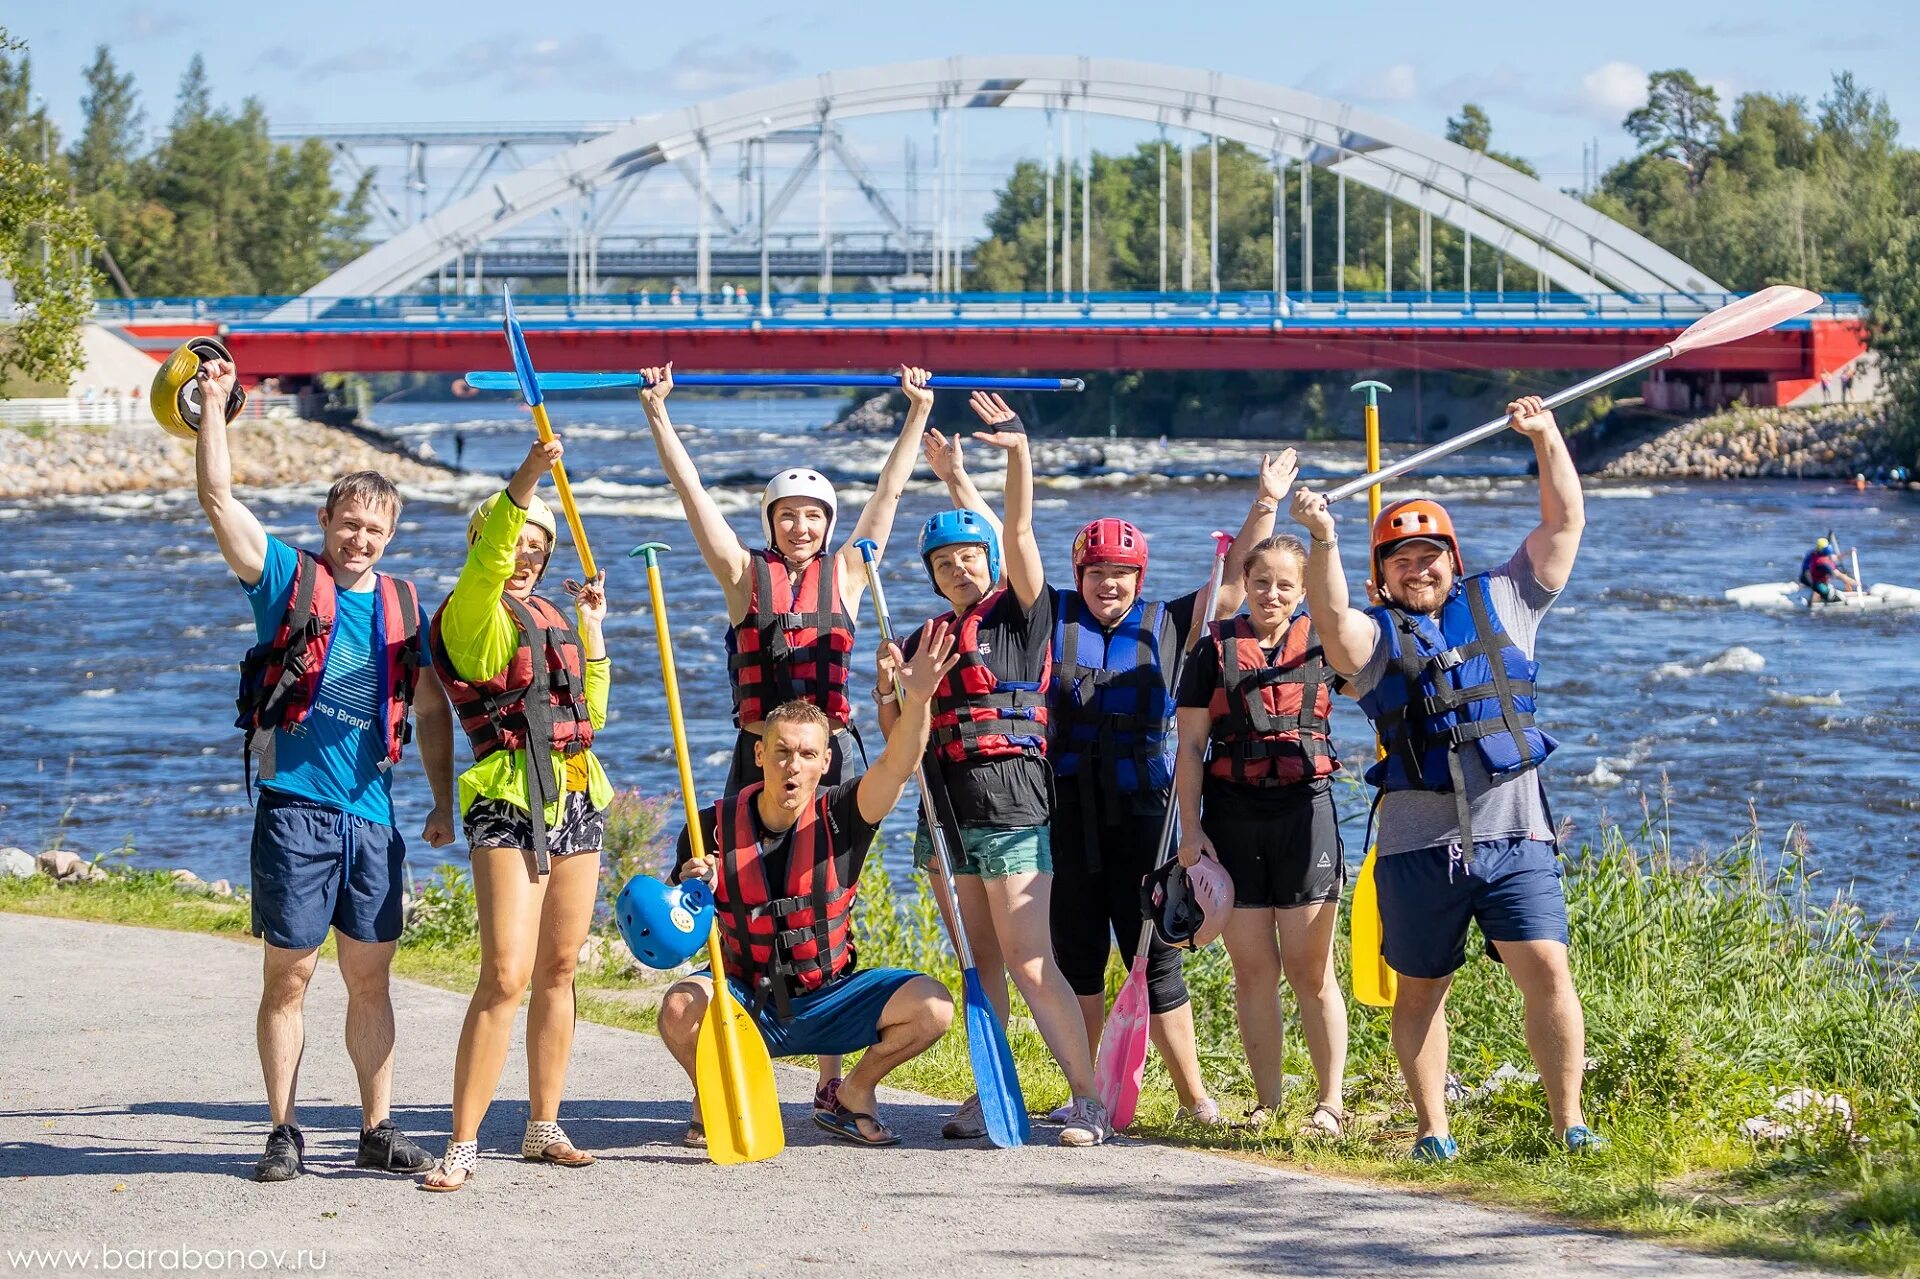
[
  {"x1": 1374, "y1": 836, "x2": 1568, "y2": 978},
  {"x1": 701, "y1": 967, "x2": 925, "y2": 1058},
  {"x1": 250, "y1": 789, "x2": 406, "y2": 950}
]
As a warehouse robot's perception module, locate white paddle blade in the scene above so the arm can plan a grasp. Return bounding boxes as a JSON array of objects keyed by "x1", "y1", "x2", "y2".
[{"x1": 1669, "y1": 286, "x2": 1824, "y2": 356}]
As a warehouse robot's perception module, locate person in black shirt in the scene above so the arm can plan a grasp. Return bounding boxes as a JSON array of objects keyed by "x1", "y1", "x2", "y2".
[{"x1": 657, "y1": 626, "x2": 959, "y2": 1148}]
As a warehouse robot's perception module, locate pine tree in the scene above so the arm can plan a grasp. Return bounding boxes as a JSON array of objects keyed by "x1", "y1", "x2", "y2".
[{"x1": 71, "y1": 45, "x2": 143, "y2": 193}]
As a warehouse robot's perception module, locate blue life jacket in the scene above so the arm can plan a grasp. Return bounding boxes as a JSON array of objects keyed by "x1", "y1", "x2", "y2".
[
  {"x1": 1356, "y1": 573, "x2": 1556, "y2": 848},
  {"x1": 1049, "y1": 592, "x2": 1177, "y2": 816}
]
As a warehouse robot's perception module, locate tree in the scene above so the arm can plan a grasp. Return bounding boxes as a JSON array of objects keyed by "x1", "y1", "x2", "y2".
[
  {"x1": 1866, "y1": 216, "x2": 1920, "y2": 467},
  {"x1": 1445, "y1": 104, "x2": 1491, "y2": 153},
  {"x1": 0, "y1": 29, "x2": 99, "y2": 386},
  {"x1": 70, "y1": 44, "x2": 143, "y2": 193},
  {"x1": 1625, "y1": 69, "x2": 1725, "y2": 191}
]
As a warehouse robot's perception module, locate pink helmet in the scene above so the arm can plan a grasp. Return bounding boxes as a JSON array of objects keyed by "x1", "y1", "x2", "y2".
[{"x1": 1143, "y1": 856, "x2": 1236, "y2": 951}]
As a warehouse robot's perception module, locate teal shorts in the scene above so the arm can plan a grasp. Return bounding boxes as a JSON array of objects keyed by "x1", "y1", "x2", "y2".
[{"x1": 911, "y1": 823, "x2": 1052, "y2": 879}]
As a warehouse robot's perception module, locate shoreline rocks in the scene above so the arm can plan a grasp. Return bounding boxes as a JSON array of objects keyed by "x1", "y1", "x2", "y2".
[
  {"x1": 0, "y1": 416, "x2": 451, "y2": 501},
  {"x1": 1599, "y1": 403, "x2": 1900, "y2": 481}
]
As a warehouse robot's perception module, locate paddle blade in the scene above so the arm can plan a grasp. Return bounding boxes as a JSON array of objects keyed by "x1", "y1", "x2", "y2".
[
  {"x1": 1095, "y1": 958, "x2": 1152, "y2": 1130},
  {"x1": 501, "y1": 291, "x2": 544, "y2": 408},
  {"x1": 962, "y1": 968, "x2": 1029, "y2": 1148},
  {"x1": 1350, "y1": 847, "x2": 1398, "y2": 1008},
  {"x1": 465, "y1": 370, "x2": 642, "y2": 393},
  {"x1": 1668, "y1": 286, "x2": 1823, "y2": 356},
  {"x1": 694, "y1": 979, "x2": 785, "y2": 1165}
]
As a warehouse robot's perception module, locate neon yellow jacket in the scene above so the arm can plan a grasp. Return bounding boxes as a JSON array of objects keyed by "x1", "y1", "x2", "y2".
[{"x1": 438, "y1": 492, "x2": 612, "y2": 819}]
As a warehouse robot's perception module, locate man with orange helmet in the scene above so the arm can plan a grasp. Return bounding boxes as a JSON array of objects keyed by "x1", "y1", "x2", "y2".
[
  {"x1": 1292, "y1": 394, "x2": 1603, "y2": 1162},
  {"x1": 926, "y1": 424, "x2": 1300, "y2": 1130}
]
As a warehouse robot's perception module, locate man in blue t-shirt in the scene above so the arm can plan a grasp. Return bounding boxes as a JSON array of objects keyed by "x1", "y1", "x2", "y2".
[{"x1": 191, "y1": 355, "x2": 455, "y2": 1183}]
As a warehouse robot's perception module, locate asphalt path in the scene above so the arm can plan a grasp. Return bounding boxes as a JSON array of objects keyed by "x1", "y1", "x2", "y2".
[{"x1": 0, "y1": 913, "x2": 1823, "y2": 1277}]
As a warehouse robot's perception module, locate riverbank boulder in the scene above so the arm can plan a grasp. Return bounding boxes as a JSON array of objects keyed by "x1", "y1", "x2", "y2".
[{"x1": 1599, "y1": 404, "x2": 1896, "y2": 480}]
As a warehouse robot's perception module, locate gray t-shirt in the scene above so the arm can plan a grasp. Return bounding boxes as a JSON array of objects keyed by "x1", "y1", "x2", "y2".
[{"x1": 1343, "y1": 545, "x2": 1559, "y2": 856}]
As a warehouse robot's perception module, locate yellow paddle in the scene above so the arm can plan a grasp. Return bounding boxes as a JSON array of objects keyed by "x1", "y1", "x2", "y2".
[
  {"x1": 502, "y1": 288, "x2": 598, "y2": 581},
  {"x1": 1348, "y1": 380, "x2": 1398, "y2": 1009},
  {"x1": 630, "y1": 541, "x2": 783, "y2": 1165}
]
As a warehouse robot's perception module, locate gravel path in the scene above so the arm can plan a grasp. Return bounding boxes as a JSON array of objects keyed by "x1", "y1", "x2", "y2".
[{"x1": 0, "y1": 913, "x2": 1822, "y2": 1277}]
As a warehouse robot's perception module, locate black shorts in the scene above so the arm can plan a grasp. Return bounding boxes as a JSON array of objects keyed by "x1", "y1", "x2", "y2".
[
  {"x1": 725, "y1": 724, "x2": 865, "y2": 794},
  {"x1": 1050, "y1": 787, "x2": 1190, "y2": 1014},
  {"x1": 463, "y1": 790, "x2": 607, "y2": 858},
  {"x1": 1200, "y1": 777, "x2": 1344, "y2": 910}
]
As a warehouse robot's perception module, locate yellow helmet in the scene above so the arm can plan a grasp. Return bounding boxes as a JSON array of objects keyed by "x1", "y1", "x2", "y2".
[
  {"x1": 1814, "y1": 537, "x2": 1831, "y2": 551},
  {"x1": 150, "y1": 337, "x2": 248, "y2": 440},
  {"x1": 467, "y1": 491, "x2": 559, "y2": 548}
]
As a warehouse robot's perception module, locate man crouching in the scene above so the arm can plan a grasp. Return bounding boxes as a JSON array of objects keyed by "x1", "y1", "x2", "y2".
[{"x1": 659, "y1": 625, "x2": 961, "y2": 1146}]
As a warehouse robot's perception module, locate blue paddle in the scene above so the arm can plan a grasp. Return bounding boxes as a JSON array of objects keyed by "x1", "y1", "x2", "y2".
[
  {"x1": 463, "y1": 370, "x2": 1086, "y2": 393},
  {"x1": 853, "y1": 536, "x2": 1029, "y2": 1148}
]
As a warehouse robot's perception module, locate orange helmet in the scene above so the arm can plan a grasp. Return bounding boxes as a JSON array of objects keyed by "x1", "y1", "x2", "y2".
[{"x1": 1371, "y1": 498, "x2": 1463, "y2": 585}]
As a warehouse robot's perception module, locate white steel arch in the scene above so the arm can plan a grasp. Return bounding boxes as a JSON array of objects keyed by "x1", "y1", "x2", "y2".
[{"x1": 281, "y1": 55, "x2": 1721, "y2": 312}]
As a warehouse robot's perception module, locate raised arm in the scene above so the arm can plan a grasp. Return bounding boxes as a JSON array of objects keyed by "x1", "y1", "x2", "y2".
[
  {"x1": 857, "y1": 622, "x2": 958, "y2": 825},
  {"x1": 969, "y1": 393, "x2": 1042, "y2": 607},
  {"x1": 1200, "y1": 448, "x2": 1299, "y2": 642},
  {"x1": 191, "y1": 358, "x2": 270, "y2": 585},
  {"x1": 638, "y1": 364, "x2": 753, "y2": 608},
  {"x1": 1291, "y1": 487, "x2": 1377, "y2": 677},
  {"x1": 1513, "y1": 395, "x2": 1585, "y2": 592},
  {"x1": 839, "y1": 367, "x2": 935, "y2": 599},
  {"x1": 923, "y1": 426, "x2": 1004, "y2": 540}
]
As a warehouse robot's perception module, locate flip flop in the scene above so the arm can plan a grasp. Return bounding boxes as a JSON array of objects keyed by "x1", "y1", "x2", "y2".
[
  {"x1": 682, "y1": 1121, "x2": 707, "y2": 1149},
  {"x1": 812, "y1": 1106, "x2": 901, "y2": 1147}
]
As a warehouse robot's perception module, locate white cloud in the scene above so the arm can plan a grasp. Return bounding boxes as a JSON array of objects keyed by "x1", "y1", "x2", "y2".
[
  {"x1": 415, "y1": 35, "x2": 639, "y2": 95},
  {"x1": 1337, "y1": 63, "x2": 1418, "y2": 104},
  {"x1": 653, "y1": 38, "x2": 799, "y2": 97},
  {"x1": 1577, "y1": 61, "x2": 1648, "y2": 119}
]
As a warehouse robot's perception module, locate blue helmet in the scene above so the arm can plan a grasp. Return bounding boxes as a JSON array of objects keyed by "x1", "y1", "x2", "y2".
[
  {"x1": 614, "y1": 875, "x2": 715, "y2": 970},
  {"x1": 919, "y1": 509, "x2": 1002, "y2": 587}
]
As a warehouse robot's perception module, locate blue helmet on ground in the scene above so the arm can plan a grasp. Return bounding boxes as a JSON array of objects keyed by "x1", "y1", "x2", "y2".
[
  {"x1": 614, "y1": 875, "x2": 715, "y2": 970},
  {"x1": 919, "y1": 508, "x2": 1002, "y2": 587}
]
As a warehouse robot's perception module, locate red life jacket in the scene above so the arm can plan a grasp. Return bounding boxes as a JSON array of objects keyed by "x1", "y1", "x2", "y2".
[
  {"x1": 725, "y1": 550, "x2": 856, "y2": 729},
  {"x1": 428, "y1": 592, "x2": 595, "y2": 763},
  {"x1": 235, "y1": 549, "x2": 420, "y2": 784},
  {"x1": 1205, "y1": 613, "x2": 1338, "y2": 787},
  {"x1": 928, "y1": 589, "x2": 1052, "y2": 765},
  {"x1": 712, "y1": 783, "x2": 858, "y2": 1018}
]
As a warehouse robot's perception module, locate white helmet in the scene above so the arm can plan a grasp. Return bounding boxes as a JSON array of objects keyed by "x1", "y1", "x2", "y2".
[{"x1": 760, "y1": 468, "x2": 838, "y2": 548}]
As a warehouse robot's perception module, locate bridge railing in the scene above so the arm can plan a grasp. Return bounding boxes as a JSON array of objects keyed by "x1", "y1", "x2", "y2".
[{"x1": 95, "y1": 289, "x2": 1867, "y2": 326}]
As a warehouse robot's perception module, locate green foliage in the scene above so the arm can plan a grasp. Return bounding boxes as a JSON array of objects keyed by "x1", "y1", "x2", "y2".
[
  {"x1": 1446, "y1": 102, "x2": 1537, "y2": 178},
  {"x1": 597, "y1": 788, "x2": 670, "y2": 921},
  {"x1": 403, "y1": 864, "x2": 478, "y2": 950},
  {"x1": 1866, "y1": 216, "x2": 1920, "y2": 468}
]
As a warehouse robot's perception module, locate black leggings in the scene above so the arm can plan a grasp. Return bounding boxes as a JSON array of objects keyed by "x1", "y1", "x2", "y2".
[{"x1": 1049, "y1": 789, "x2": 1190, "y2": 1015}]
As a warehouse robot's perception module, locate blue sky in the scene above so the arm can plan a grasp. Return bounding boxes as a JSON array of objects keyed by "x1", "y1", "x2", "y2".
[{"x1": 11, "y1": 0, "x2": 1913, "y2": 218}]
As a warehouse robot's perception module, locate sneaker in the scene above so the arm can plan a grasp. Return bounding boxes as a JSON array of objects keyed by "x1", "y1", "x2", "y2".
[
  {"x1": 1563, "y1": 1125, "x2": 1609, "y2": 1154},
  {"x1": 1059, "y1": 1096, "x2": 1111, "y2": 1148},
  {"x1": 1411, "y1": 1134, "x2": 1459, "y2": 1163},
  {"x1": 1176, "y1": 1098, "x2": 1223, "y2": 1126},
  {"x1": 813, "y1": 1077, "x2": 843, "y2": 1117},
  {"x1": 941, "y1": 1095, "x2": 986, "y2": 1140},
  {"x1": 254, "y1": 1124, "x2": 304, "y2": 1182},
  {"x1": 356, "y1": 1119, "x2": 435, "y2": 1173},
  {"x1": 1044, "y1": 1102, "x2": 1074, "y2": 1125}
]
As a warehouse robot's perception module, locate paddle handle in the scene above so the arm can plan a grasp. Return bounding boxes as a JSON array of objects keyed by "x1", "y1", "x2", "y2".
[
  {"x1": 853, "y1": 539, "x2": 984, "y2": 972},
  {"x1": 1324, "y1": 347, "x2": 1671, "y2": 502},
  {"x1": 529, "y1": 403, "x2": 599, "y2": 581},
  {"x1": 638, "y1": 547, "x2": 757, "y2": 1131},
  {"x1": 466, "y1": 370, "x2": 1085, "y2": 393}
]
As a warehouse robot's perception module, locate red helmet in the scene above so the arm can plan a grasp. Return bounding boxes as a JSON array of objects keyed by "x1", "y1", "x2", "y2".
[
  {"x1": 1073, "y1": 518, "x2": 1148, "y2": 587},
  {"x1": 1371, "y1": 498, "x2": 1463, "y2": 585}
]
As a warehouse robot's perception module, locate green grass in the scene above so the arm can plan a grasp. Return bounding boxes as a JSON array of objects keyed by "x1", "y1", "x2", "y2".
[{"x1": 6, "y1": 799, "x2": 1917, "y2": 1274}]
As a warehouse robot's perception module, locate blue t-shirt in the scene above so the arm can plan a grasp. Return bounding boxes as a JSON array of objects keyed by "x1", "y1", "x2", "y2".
[{"x1": 244, "y1": 537, "x2": 426, "y2": 826}]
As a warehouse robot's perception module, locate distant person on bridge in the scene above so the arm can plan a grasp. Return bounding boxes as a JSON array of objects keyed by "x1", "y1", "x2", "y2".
[
  {"x1": 1798, "y1": 537, "x2": 1858, "y2": 603},
  {"x1": 421, "y1": 437, "x2": 615, "y2": 1192},
  {"x1": 659, "y1": 659, "x2": 961, "y2": 1149},
  {"x1": 880, "y1": 393, "x2": 1109, "y2": 1147},
  {"x1": 926, "y1": 422, "x2": 1304, "y2": 1130},
  {"x1": 639, "y1": 361, "x2": 934, "y2": 1116},
  {"x1": 1291, "y1": 395, "x2": 1604, "y2": 1162},
  {"x1": 188, "y1": 352, "x2": 457, "y2": 1184}
]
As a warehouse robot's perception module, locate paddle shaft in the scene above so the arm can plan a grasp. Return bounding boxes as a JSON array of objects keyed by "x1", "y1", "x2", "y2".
[
  {"x1": 527, "y1": 403, "x2": 599, "y2": 581},
  {"x1": 1324, "y1": 347, "x2": 1669, "y2": 503},
  {"x1": 638, "y1": 551, "x2": 757, "y2": 1131},
  {"x1": 466, "y1": 371, "x2": 1085, "y2": 393},
  {"x1": 854, "y1": 553, "x2": 989, "y2": 972}
]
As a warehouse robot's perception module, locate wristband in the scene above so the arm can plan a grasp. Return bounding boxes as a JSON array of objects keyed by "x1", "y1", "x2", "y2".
[
  {"x1": 1252, "y1": 498, "x2": 1279, "y2": 514},
  {"x1": 1313, "y1": 535, "x2": 1338, "y2": 549},
  {"x1": 871, "y1": 685, "x2": 895, "y2": 706}
]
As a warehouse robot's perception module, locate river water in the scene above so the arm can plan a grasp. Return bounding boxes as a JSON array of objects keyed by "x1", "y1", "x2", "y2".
[{"x1": 4, "y1": 398, "x2": 1916, "y2": 925}]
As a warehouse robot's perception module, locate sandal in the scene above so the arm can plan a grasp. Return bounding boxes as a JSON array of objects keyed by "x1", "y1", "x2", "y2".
[
  {"x1": 1241, "y1": 1106, "x2": 1276, "y2": 1130},
  {"x1": 421, "y1": 1140, "x2": 477, "y2": 1192},
  {"x1": 521, "y1": 1120, "x2": 595, "y2": 1167},
  {"x1": 813, "y1": 1105, "x2": 901, "y2": 1147},
  {"x1": 1298, "y1": 1103, "x2": 1347, "y2": 1140},
  {"x1": 683, "y1": 1120, "x2": 707, "y2": 1149}
]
